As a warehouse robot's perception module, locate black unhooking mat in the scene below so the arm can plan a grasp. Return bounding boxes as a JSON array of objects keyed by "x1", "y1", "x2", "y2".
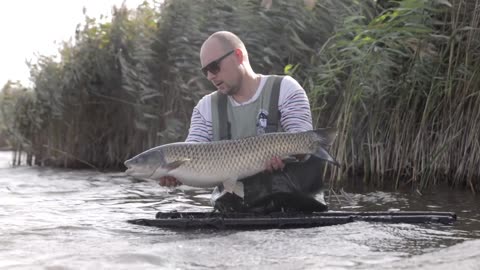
[{"x1": 127, "y1": 211, "x2": 457, "y2": 230}]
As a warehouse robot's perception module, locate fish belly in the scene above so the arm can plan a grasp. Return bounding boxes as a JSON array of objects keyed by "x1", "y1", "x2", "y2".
[{"x1": 168, "y1": 167, "x2": 230, "y2": 188}]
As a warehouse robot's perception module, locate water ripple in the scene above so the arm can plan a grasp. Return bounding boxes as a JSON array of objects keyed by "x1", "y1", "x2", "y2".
[{"x1": 0, "y1": 151, "x2": 479, "y2": 269}]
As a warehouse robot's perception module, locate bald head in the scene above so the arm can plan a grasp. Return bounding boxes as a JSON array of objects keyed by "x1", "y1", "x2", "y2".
[
  {"x1": 200, "y1": 31, "x2": 248, "y2": 64},
  {"x1": 206, "y1": 31, "x2": 245, "y2": 51}
]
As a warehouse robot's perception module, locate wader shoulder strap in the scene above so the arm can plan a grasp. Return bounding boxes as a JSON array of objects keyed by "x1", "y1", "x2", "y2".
[
  {"x1": 217, "y1": 93, "x2": 231, "y2": 140},
  {"x1": 265, "y1": 75, "x2": 284, "y2": 133},
  {"x1": 217, "y1": 75, "x2": 283, "y2": 139}
]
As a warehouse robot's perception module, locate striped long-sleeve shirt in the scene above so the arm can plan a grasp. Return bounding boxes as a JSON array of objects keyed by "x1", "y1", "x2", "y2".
[{"x1": 185, "y1": 75, "x2": 313, "y2": 142}]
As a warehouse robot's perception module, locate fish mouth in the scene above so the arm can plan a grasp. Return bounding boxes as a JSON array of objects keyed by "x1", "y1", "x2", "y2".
[
  {"x1": 124, "y1": 161, "x2": 136, "y2": 175},
  {"x1": 124, "y1": 163, "x2": 165, "y2": 180},
  {"x1": 124, "y1": 159, "x2": 133, "y2": 169},
  {"x1": 124, "y1": 167, "x2": 144, "y2": 178},
  {"x1": 123, "y1": 161, "x2": 147, "y2": 178},
  {"x1": 124, "y1": 167, "x2": 134, "y2": 175}
]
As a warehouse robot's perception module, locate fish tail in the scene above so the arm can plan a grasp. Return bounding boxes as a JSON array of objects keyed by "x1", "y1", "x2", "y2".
[
  {"x1": 311, "y1": 128, "x2": 340, "y2": 166},
  {"x1": 312, "y1": 128, "x2": 337, "y2": 147}
]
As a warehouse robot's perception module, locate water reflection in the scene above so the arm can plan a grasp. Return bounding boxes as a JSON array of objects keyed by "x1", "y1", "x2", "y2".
[{"x1": 0, "y1": 151, "x2": 479, "y2": 269}]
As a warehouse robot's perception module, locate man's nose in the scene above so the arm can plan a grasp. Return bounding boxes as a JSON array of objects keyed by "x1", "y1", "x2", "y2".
[{"x1": 207, "y1": 71, "x2": 216, "y2": 81}]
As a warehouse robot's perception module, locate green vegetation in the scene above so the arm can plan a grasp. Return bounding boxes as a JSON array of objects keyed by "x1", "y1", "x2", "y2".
[
  {"x1": 0, "y1": 81, "x2": 30, "y2": 151},
  {"x1": 1, "y1": 0, "x2": 478, "y2": 192}
]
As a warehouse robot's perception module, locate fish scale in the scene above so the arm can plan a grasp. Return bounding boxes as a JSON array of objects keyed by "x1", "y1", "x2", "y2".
[
  {"x1": 167, "y1": 133, "x2": 303, "y2": 174},
  {"x1": 124, "y1": 128, "x2": 338, "y2": 192}
]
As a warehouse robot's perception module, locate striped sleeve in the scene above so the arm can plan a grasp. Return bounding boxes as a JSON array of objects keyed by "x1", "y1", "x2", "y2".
[
  {"x1": 278, "y1": 76, "x2": 313, "y2": 132},
  {"x1": 185, "y1": 107, "x2": 213, "y2": 142}
]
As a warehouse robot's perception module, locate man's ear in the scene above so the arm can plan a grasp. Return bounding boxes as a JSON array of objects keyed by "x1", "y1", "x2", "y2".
[{"x1": 234, "y1": 48, "x2": 244, "y2": 63}]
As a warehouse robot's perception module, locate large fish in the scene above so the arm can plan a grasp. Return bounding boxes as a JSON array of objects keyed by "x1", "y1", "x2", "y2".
[{"x1": 124, "y1": 128, "x2": 338, "y2": 194}]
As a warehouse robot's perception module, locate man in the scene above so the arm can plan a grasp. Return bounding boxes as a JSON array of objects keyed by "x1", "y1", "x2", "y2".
[{"x1": 159, "y1": 31, "x2": 328, "y2": 213}]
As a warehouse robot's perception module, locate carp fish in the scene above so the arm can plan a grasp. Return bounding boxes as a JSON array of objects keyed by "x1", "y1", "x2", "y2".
[{"x1": 124, "y1": 128, "x2": 339, "y2": 193}]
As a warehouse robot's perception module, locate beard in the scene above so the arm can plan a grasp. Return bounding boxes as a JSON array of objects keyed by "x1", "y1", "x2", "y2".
[
  {"x1": 215, "y1": 71, "x2": 243, "y2": 96},
  {"x1": 224, "y1": 84, "x2": 240, "y2": 96},
  {"x1": 217, "y1": 80, "x2": 240, "y2": 96}
]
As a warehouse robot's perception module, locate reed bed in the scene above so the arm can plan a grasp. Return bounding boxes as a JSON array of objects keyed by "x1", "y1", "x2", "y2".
[
  {"x1": 311, "y1": 0, "x2": 480, "y2": 192},
  {"x1": 0, "y1": 0, "x2": 478, "y2": 192}
]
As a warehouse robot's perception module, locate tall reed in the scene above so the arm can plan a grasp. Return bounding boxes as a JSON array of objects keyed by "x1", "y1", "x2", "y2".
[
  {"x1": 3, "y1": 0, "x2": 479, "y2": 192},
  {"x1": 310, "y1": 0, "x2": 480, "y2": 192}
]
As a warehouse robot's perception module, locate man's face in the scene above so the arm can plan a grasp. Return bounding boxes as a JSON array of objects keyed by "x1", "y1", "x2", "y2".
[{"x1": 200, "y1": 40, "x2": 240, "y2": 95}]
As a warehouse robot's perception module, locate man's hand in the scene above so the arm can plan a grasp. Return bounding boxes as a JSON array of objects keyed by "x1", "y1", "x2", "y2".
[
  {"x1": 265, "y1": 156, "x2": 285, "y2": 172},
  {"x1": 158, "y1": 176, "x2": 182, "y2": 187}
]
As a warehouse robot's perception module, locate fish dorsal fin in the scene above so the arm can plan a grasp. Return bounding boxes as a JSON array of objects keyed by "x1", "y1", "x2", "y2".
[
  {"x1": 313, "y1": 128, "x2": 338, "y2": 146},
  {"x1": 165, "y1": 159, "x2": 191, "y2": 171}
]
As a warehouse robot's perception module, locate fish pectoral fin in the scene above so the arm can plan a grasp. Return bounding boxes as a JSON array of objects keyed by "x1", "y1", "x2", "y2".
[
  {"x1": 222, "y1": 178, "x2": 244, "y2": 198},
  {"x1": 281, "y1": 155, "x2": 300, "y2": 163},
  {"x1": 165, "y1": 158, "x2": 191, "y2": 171},
  {"x1": 223, "y1": 178, "x2": 237, "y2": 193},
  {"x1": 234, "y1": 181, "x2": 244, "y2": 198},
  {"x1": 313, "y1": 147, "x2": 340, "y2": 166},
  {"x1": 280, "y1": 154, "x2": 310, "y2": 163}
]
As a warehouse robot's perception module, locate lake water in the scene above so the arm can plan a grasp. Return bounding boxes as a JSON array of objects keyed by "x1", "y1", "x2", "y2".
[{"x1": 0, "y1": 151, "x2": 479, "y2": 269}]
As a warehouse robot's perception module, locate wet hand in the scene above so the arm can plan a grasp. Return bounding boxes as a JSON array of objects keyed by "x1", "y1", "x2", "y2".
[
  {"x1": 265, "y1": 156, "x2": 285, "y2": 172},
  {"x1": 158, "y1": 176, "x2": 182, "y2": 187}
]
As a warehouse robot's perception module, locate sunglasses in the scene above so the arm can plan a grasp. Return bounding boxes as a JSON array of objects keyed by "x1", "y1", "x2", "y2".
[{"x1": 201, "y1": 50, "x2": 235, "y2": 76}]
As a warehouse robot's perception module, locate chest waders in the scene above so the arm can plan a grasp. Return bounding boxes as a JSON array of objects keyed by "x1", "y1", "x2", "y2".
[{"x1": 212, "y1": 76, "x2": 328, "y2": 213}]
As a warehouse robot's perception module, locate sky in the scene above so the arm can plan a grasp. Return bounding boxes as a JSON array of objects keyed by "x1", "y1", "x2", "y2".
[{"x1": 0, "y1": 0, "x2": 147, "y2": 88}]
